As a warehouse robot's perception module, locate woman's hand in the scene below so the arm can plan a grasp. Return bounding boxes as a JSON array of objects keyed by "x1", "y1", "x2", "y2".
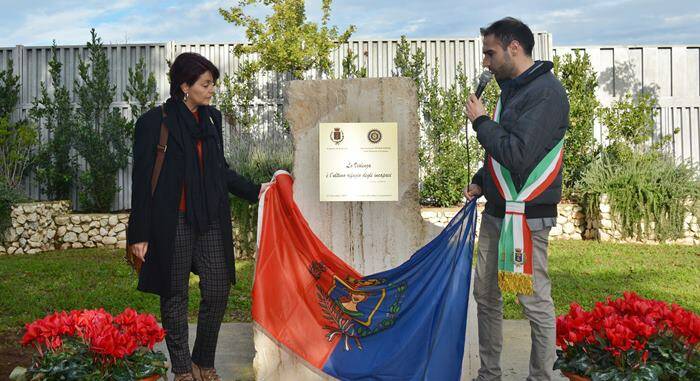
[
  {"x1": 258, "y1": 182, "x2": 272, "y2": 199},
  {"x1": 132, "y1": 242, "x2": 149, "y2": 262}
]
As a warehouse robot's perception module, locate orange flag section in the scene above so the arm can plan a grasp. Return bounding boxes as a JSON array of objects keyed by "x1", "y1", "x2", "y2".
[{"x1": 252, "y1": 172, "x2": 361, "y2": 368}]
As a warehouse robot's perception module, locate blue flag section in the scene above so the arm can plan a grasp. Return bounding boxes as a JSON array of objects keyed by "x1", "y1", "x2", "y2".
[
  {"x1": 253, "y1": 173, "x2": 478, "y2": 381},
  {"x1": 322, "y1": 201, "x2": 478, "y2": 380}
]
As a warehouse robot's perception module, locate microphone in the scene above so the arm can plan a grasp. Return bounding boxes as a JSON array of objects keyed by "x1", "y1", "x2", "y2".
[{"x1": 474, "y1": 71, "x2": 493, "y2": 99}]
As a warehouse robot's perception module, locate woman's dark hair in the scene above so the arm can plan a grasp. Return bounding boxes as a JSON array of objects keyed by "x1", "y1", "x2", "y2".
[
  {"x1": 169, "y1": 52, "x2": 220, "y2": 100},
  {"x1": 480, "y1": 17, "x2": 535, "y2": 57}
]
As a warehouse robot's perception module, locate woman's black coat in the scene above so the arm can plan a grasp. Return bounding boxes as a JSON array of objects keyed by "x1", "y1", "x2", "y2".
[{"x1": 127, "y1": 103, "x2": 259, "y2": 297}]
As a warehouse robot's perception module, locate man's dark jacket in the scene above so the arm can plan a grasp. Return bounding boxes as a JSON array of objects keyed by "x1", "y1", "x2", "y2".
[
  {"x1": 127, "y1": 103, "x2": 260, "y2": 297},
  {"x1": 471, "y1": 60, "x2": 569, "y2": 219}
]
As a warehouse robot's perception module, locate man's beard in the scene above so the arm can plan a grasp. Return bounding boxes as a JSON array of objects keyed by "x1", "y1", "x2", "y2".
[{"x1": 493, "y1": 53, "x2": 514, "y2": 81}]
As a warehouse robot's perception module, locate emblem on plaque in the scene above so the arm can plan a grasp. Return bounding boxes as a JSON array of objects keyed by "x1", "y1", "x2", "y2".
[
  {"x1": 367, "y1": 129, "x2": 382, "y2": 144},
  {"x1": 331, "y1": 128, "x2": 345, "y2": 144}
]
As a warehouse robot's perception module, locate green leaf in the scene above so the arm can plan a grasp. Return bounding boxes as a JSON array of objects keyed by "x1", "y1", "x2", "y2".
[
  {"x1": 592, "y1": 368, "x2": 620, "y2": 381},
  {"x1": 8, "y1": 366, "x2": 27, "y2": 381},
  {"x1": 636, "y1": 365, "x2": 660, "y2": 381}
]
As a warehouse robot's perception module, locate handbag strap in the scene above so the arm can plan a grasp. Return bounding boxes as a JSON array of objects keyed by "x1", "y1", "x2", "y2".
[{"x1": 150, "y1": 104, "x2": 168, "y2": 196}]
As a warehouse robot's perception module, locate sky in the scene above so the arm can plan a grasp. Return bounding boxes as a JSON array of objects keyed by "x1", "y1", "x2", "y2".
[{"x1": 0, "y1": 0, "x2": 698, "y2": 48}]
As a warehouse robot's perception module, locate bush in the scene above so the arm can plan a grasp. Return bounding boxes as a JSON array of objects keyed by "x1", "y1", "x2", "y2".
[
  {"x1": 393, "y1": 36, "x2": 424, "y2": 92},
  {"x1": 226, "y1": 131, "x2": 293, "y2": 257},
  {"x1": 0, "y1": 182, "x2": 26, "y2": 242},
  {"x1": 123, "y1": 56, "x2": 158, "y2": 120},
  {"x1": 341, "y1": 49, "x2": 367, "y2": 79},
  {"x1": 598, "y1": 91, "x2": 660, "y2": 161},
  {"x1": 0, "y1": 57, "x2": 34, "y2": 236},
  {"x1": 577, "y1": 152, "x2": 700, "y2": 241},
  {"x1": 0, "y1": 58, "x2": 38, "y2": 191},
  {"x1": 577, "y1": 86, "x2": 695, "y2": 242},
  {"x1": 394, "y1": 36, "x2": 480, "y2": 207},
  {"x1": 30, "y1": 42, "x2": 77, "y2": 201},
  {"x1": 217, "y1": 58, "x2": 259, "y2": 134},
  {"x1": 0, "y1": 59, "x2": 20, "y2": 118},
  {"x1": 73, "y1": 29, "x2": 132, "y2": 212},
  {"x1": 0, "y1": 117, "x2": 37, "y2": 189},
  {"x1": 418, "y1": 61, "x2": 472, "y2": 206},
  {"x1": 554, "y1": 51, "x2": 599, "y2": 197}
]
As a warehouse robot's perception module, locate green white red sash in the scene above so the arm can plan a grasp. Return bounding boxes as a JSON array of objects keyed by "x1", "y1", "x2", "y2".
[{"x1": 487, "y1": 98, "x2": 564, "y2": 295}]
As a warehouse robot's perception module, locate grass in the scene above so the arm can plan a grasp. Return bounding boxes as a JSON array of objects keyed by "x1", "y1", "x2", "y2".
[
  {"x1": 0, "y1": 241, "x2": 698, "y2": 331},
  {"x1": 0, "y1": 248, "x2": 254, "y2": 333},
  {"x1": 503, "y1": 240, "x2": 700, "y2": 319}
]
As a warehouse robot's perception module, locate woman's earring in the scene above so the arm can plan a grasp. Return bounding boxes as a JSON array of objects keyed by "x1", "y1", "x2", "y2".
[{"x1": 183, "y1": 92, "x2": 189, "y2": 102}]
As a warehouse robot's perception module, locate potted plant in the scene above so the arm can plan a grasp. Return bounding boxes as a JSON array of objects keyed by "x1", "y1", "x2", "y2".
[
  {"x1": 11, "y1": 308, "x2": 167, "y2": 381},
  {"x1": 555, "y1": 292, "x2": 699, "y2": 380}
]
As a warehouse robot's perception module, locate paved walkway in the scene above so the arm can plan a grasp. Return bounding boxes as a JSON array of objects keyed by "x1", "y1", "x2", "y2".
[
  {"x1": 155, "y1": 322, "x2": 255, "y2": 381},
  {"x1": 157, "y1": 273, "x2": 567, "y2": 380}
]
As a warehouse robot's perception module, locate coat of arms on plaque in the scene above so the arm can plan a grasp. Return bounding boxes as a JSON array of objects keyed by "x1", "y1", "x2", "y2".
[{"x1": 330, "y1": 127, "x2": 344, "y2": 144}]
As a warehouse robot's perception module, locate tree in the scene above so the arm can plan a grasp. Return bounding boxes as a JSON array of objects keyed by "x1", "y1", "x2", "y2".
[
  {"x1": 598, "y1": 91, "x2": 659, "y2": 161},
  {"x1": 393, "y1": 36, "x2": 425, "y2": 95},
  {"x1": 0, "y1": 58, "x2": 20, "y2": 118},
  {"x1": 0, "y1": 58, "x2": 38, "y2": 190},
  {"x1": 219, "y1": 0, "x2": 355, "y2": 79},
  {"x1": 73, "y1": 29, "x2": 132, "y2": 211},
  {"x1": 553, "y1": 51, "x2": 599, "y2": 196},
  {"x1": 30, "y1": 43, "x2": 77, "y2": 201},
  {"x1": 341, "y1": 49, "x2": 367, "y2": 79},
  {"x1": 217, "y1": 57, "x2": 259, "y2": 135},
  {"x1": 123, "y1": 56, "x2": 158, "y2": 121},
  {"x1": 394, "y1": 36, "x2": 478, "y2": 206}
]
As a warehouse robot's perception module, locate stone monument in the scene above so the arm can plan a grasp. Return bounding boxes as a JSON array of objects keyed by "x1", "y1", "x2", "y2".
[{"x1": 253, "y1": 77, "x2": 443, "y2": 380}]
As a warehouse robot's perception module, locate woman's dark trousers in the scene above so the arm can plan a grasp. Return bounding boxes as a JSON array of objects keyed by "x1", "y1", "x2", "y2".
[{"x1": 160, "y1": 213, "x2": 230, "y2": 374}]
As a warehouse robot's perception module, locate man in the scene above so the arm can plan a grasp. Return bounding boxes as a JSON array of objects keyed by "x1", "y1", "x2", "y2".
[{"x1": 464, "y1": 17, "x2": 569, "y2": 381}]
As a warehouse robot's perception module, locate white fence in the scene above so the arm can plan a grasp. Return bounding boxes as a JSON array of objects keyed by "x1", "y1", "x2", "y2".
[
  {"x1": 554, "y1": 45, "x2": 700, "y2": 166},
  {"x1": 3, "y1": 35, "x2": 699, "y2": 210},
  {"x1": 0, "y1": 34, "x2": 552, "y2": 210}
]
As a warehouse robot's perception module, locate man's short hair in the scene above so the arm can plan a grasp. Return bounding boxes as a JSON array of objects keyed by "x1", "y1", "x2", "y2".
[{"x1": 480, "y1": 17, "x2": 535, "y2": 57}]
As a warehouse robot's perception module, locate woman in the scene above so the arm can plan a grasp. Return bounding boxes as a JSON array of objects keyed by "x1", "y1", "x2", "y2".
[{"x1": 128, "y1": 52, "x2": 270, "y2": 381}]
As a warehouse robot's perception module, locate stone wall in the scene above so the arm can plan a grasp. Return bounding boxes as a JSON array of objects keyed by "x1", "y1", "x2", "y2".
[
  {"x1": 1, "y1": 201, "x2": 70, "y2": 255},
  {"x1": 0, "y1": 201, "x2": 130, "y2": 254},
  {"x1": 422, "y1": 200, "x2": 699, "y2": 245},
  {"x1": 55, "y1": 213, "x2": 129, "y2": 250},
  {"x1": 421, "y1": 202, "x2": 586, "y2": 240},
  {"x1": 584, "y1": 196, "x2": 700, "y2": 245},
  {"x1": 2, "y1": 198, "x2": 696, "y2": 257},
  {"x1": 1, "y1": 201, "x2": 252, "y2": 257}
]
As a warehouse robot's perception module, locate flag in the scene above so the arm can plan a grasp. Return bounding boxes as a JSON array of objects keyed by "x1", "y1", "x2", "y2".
[{"x1": 252, "y1": 171, "x2": 477, "y2": 380}]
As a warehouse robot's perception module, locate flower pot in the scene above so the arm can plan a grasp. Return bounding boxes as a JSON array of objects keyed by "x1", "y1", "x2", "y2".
[
  {"x1": 562, "y1": 371, "x2": 591, "y2": 381},
  {"x1": 138, "y1": 375, "x2": 161, "y2": 381}
]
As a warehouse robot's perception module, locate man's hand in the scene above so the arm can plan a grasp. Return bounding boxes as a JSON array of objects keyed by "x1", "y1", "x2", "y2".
[
  {"x1": 132, "y1": 242, "x2": 148, "y2": 262},
  {"x1": 463, "y1": 184, "x2": 482, "y2": 202},
  {"x1": 466, "y1": 94, "x2": 487, "y2": 123}
]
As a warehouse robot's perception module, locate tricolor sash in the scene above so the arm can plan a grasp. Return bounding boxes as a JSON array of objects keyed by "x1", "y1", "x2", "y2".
[{"x1": 487, "y1": 98, "x2": 564, "y2": 295}]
